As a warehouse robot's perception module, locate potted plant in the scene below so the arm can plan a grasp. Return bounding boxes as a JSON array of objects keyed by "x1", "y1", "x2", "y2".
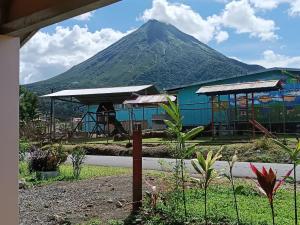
[{"x1": 28, "y1": 144, "x2": 67, "y2": 179}]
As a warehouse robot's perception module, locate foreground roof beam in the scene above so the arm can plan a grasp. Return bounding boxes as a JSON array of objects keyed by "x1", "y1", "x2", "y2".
[{"x1": 0, "y1": 0, "x2": 120, "y2": 37}]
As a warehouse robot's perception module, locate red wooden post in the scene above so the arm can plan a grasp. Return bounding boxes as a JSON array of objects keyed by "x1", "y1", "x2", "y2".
[
  {"x1": 251, "y1": 92, "x2": 255, "y2": 138},
  {"x1": 132, "y1": 127, "x2": 142, "y2": 211}
]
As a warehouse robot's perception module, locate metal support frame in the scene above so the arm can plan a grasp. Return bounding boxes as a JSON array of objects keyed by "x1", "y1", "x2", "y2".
[
  {"x1": 211, "y1": 95, "x2": 215, "y2": 138},
  {"x1": 234, "y1": 93, "x2": 237, "y2": 135},
  {"x1": 50, "y1": 94, "x2": 55, "y2": 140},
  {"x1": 282, "y1": 93, "x2": 286, "y2": 139}
]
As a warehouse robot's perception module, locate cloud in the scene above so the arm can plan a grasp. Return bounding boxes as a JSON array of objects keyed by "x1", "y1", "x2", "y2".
[
  {"x1": 140, "y1": 0, "x2": 217, "y2": 43},
  {"x1": 73, "y1": 11, "x2": 95, "y2": 21},
  {"x1": 209, "y1": 0, "x2": 278, "y2": 40},
  {"x1": 289, "y1": 0, "x2": 300, "y2": 16},
  {"x1": 249, "y1": 0, "x2": 284, "y2": 10},
  {"x1": 141, "y1": 0, "x2": 278, "y2": 43},
  {"x1": 247, "y1": 0, "x2": 300, "y2": 16},
  {"x1": 20, "y1": 25, "x2": 133, "y2": 84},
  {"x1": 215, "y1": 31, "x2": 229, "y2": 43},
  {"x1": 248, "y1": 50, "x2": 300, "y2": 68}
]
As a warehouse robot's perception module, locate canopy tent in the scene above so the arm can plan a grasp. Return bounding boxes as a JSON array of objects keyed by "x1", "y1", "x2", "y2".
[
  {"x1": 42, "y1": 84, "x2": 159, "y2": 105},
  {"x1": 196, "y1": 80, "x2": 282, "y2": 96},
  {"x1": 123, "y1": 94, "x2": 176, "y2": 106}
]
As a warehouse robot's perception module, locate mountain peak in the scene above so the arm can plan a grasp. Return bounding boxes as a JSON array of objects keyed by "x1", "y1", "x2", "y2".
[
  {"x1": 28, "y1": 20, "x2": 263, "y2": 95},
  {"x1": 139, "y1": 19, "x2": 175, "y2": 43}
]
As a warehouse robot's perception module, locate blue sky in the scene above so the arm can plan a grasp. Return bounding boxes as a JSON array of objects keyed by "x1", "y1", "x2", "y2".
[{"x1": 20, "y1": 0, "x2": 300, "y2": 84}]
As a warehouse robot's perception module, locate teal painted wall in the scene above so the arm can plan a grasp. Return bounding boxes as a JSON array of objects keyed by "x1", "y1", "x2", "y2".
[{"x1": 83, "y1": 69, "x2": 300, "y2": 132}]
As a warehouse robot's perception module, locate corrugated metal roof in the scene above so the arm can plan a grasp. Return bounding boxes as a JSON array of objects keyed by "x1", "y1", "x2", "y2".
[
  {"x1": 41, "y1": 85, "x2": 160, "y2": 105},
  {"x1": 123, "y1": 94, "x2": 176, "y2": 105},
  {"x1": 42, "y1": 85, "x2": 154, "y2": 97},
  {"x1": 166, "y1": 67, "x2": 300, "y2": 91},
  {"x1": 196, "y1": 80, "x2": 282, "y2": 95}
]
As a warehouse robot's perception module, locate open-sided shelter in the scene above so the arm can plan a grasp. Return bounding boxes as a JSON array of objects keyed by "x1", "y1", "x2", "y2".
[{"x1": 42, "y1": 85, "x2": 159, "y2": 137}]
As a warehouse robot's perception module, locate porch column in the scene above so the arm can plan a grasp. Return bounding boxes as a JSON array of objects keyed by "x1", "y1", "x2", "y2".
[{"x1": 0, "y1": 35, "x2": 19, "y2": 225}]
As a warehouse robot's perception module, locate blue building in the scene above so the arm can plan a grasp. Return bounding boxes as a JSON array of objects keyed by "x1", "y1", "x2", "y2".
[{"x1": 79, "y1": 67, "x2": 300, "y2": 135}]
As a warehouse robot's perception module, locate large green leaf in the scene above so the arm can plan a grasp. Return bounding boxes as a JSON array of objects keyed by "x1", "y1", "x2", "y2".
[
  {"x1": 159, "y1": 103, "x2": 178, "y2": 123},
  {"x1": 191, "y1": 159, "x2": 202, "y2": 174},
  {"x1": 184, "y1": 145, "x2": 196, "y2": 158},
  {"x1": 183, "y1": 126, "x2": 204, "y2": 141},
  {"x1": 196, "y1": 153, "x2": 207, "y2": 171}
]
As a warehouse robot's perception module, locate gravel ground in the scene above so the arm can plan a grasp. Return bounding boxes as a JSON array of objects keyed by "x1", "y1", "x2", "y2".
[{"x1": 19, "y1": 175, "x2": 147, "y2": 225}]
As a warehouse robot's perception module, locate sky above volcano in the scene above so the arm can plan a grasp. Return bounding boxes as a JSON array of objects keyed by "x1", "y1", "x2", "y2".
[{"x1": 20, "y1": 0, "x2": 300, "y2": 84}]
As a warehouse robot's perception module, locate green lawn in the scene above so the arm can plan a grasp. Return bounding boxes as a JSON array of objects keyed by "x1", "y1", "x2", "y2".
[
  {"x1": 76, "y1": 178, "x2": 298, "y2": 225},
  {"x1": 19, "y1": 162, "x2": 132, "y2": 185},
  {"x1": 137, "y1": 181, "x2": 297, "y2": 225}
]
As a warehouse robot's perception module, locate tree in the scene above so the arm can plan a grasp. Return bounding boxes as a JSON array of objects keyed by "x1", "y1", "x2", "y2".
[{"x1": 19, "y1": 86, "x2": 38, "y2": 123}]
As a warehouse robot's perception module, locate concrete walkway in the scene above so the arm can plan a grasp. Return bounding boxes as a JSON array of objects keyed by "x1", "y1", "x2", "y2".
[{"x1": 72, "y1": 155, "x2": 300, "y2": 181}]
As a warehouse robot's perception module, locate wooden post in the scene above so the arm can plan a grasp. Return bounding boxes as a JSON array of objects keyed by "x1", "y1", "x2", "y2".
[
  {"x1": 234, "y1": 93, "x2": 237, "y2": 135},
  {"x1": 132, "y1": 127, "x2": 142, "y2": 211},
  {"x1": 251, "y1": 92, "x2": 255, "y2": 138}
]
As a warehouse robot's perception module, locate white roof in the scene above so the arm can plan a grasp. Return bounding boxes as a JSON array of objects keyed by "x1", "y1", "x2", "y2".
[
  {"x1": 42, "y1": 85, "x2": 154, "y2": 97},
  {"x1": 123, "y1": 94, "x2": 176, "y2": 105},
  {"x1": 196, "y1": 80, "x2": 281, "y2": 95}
]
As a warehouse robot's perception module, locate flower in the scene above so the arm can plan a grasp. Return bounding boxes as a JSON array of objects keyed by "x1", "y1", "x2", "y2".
[{"x1": 250, "y1": 163, "x2": 292, "y2": 203}]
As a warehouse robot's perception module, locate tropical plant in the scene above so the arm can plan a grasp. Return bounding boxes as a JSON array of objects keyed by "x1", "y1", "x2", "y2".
[
  {"x1": 224, "y1": 150, "x2": 240, "y2": 224},
  {"x1": 160, "y1": 97, "x2": 203, "y2": 219},
  {"x1": 28, "y1": 144, "x2": 67, "y2": 173},
  {"x1": 250, "y1": 163, "x2": 292, "y2": 225},
  {"x1": 273, "y1": 138, "x2": 300, "y2": 225},
  {"x1": 71, "y1": 146, "x2": 86, "y2": 179},
  {"x1": 191, "y1": 148, "x2": 222, "y2": 225}
]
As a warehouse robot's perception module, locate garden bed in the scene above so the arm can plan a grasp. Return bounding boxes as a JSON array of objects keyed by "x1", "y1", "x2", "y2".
[{"x1": 62, "y1": 138, "x2": 293, "y2": 163}]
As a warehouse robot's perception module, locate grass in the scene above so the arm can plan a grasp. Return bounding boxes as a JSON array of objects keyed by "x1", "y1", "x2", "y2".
[
  {"x1": 19, "y1": 162, "x2": 132, "y2": 185},
  {"x1": 136, "y1": 179, "x2": 297, "y2": 225},
  {"x1": 75, "y1": 177, "x2": 298, "y2": 225}
]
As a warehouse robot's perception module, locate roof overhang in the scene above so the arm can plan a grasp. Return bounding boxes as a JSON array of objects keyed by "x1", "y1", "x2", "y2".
[
  {"x1": 41, "y1": 85, "x2": 159, "y2": 105},
  {"x1": 0, "y1": 0, "x2": 120, "y2": 46},
  {"x1": 123, "y1": 94, "x2": 176, "y2": 106},
  {"x1": 196, "y1": 80, "x2": 282, "y2": 96}
]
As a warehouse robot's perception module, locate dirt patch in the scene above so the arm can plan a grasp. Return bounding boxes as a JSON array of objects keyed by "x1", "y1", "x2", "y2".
[{"x1": 19, "y1": 175, "x2": 155, "y2": 225}]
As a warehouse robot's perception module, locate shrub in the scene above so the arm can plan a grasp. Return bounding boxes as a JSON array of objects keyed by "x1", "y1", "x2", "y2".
[
  {"x1": 19, "y1": 138, "x2": 30, "y2": 161},
  {"x1": 254, "y1": 137, "x2": 272, "y2": 151},
  {"x1": 28, "y1": 144, "x2": 67, "y2": 173},
  {"x1": 71, "y1": 146, "x2": 86, "y2": 179}
]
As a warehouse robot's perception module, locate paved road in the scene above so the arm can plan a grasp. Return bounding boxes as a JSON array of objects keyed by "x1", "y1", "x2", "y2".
[{"x1": 69, "y1": 155, "x2": 300, "y2": 181}]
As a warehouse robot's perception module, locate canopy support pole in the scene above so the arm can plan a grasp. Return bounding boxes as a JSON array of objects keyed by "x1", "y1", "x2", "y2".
[
  {"x1": 234, "y1": 94, "x2": 237, "y2": 136},
  {"x1": 211, "y1": 95, "x2": 215, "y2": 139}
]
